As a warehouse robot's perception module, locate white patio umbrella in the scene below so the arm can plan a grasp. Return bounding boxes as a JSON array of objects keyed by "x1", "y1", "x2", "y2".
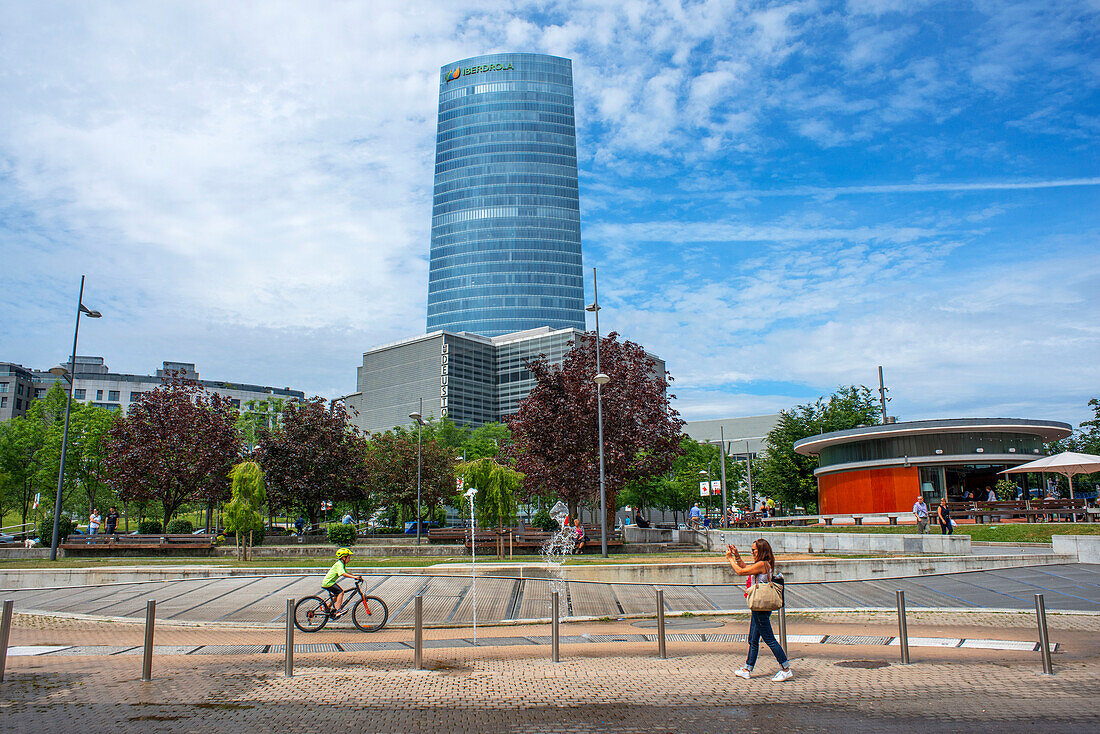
[{"x1": 1000, "y1": 451, "x2": 1100, "y2": 500}]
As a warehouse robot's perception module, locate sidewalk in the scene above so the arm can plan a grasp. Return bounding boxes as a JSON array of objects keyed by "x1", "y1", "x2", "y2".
[{"x1": 3, "y1": 611, "x2": 1098, "y2": 732}]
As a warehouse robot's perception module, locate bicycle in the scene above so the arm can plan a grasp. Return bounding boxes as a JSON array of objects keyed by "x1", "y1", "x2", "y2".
[{"x1": 294, "y1": 578, "x2": 389, "y2": 633}]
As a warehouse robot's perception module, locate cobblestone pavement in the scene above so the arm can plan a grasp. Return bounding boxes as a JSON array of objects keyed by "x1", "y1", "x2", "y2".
[
  {"x1": 2, "y1": 613, "x2": 1098, "y2": 732},
  {"x1": 3, "y1": 563, "x2": 1099, "y2": 628}
]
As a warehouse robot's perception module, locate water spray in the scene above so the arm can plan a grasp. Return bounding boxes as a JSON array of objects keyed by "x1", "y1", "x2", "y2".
[{"x1": 464, "y1": 485, "x2": 478, "y2": 644}]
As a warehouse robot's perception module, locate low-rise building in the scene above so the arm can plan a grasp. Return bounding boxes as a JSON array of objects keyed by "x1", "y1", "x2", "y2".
[
  {"x1": 0, "y1": 362, "x2": 37, "y2": 420},
  {"x1": 793, "y1": 418, "x2": 1073, "y2": 513},
  {"x1": 11, "y1": 356, "x2": 305, "y2": 416}
]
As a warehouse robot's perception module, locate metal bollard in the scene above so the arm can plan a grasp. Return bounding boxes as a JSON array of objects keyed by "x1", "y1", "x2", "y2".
[
  {"x1": 0, "y1": 600, "x2": 13, "y2": 682},
  {"x1": 284, "y1": 599, "x2": 294, "y2": 677},
  {"x1": 777, "y1": 604, "x2": 787, "y2": 653},
  {"x1": 1035, "y1": 594, "x2": 1053, "y2": 675},
  {"x1": 414, "y1": 594, "x2": 424, "y2": 670},
  {"x1": 141, "y1": 600, "x2": 155, "y2": 682},
  {"x1": 656, "y1": 588, "x2": 667, "y2": 659},
  {"x1": 896, "y1": 590, "x2": 910, "y2": 664},
  {"x1": 551, "y1": 591, "x2": 560, "y2": 663}
]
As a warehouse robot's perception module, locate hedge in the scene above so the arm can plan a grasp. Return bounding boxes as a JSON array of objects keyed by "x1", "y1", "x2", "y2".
[
  {"x1": 166, "y1": 519, "x2": 194, "y2": 534},
  {"x1": 138, "y1": 520, "x2": 163, "y2": 534},
  {"x1": 37, "y1": 515, "x2": 76, "y2": 546},
  {"x1": 327, "y1": 523, "x2": 357, "y2": 546}
]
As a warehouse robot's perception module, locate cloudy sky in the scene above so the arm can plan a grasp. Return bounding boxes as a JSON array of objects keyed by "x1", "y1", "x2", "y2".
[{"x1": 1, "y1": 0, "x2": 1097, "y2": 427}]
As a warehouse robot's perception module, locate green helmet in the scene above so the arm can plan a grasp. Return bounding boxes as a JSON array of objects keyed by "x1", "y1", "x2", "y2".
[{"x1": 336, "y1": 547, "x2": 352, "y2": 559}]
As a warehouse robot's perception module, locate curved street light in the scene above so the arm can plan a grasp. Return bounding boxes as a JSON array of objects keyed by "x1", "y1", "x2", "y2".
[
  {"x1": 50, "y1": 276, "x2": 102, "y2": 561},
  {"x1": 586, "y1": 268, "x2": 609, "y2": 557}
]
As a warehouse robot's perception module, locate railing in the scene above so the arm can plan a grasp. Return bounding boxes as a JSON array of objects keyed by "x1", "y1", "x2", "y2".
[
  {"x1": 0, "y1": 589, "x2": 1061, "y2": 684},
  {"x1": 0, "y1": 523, "x2": 36, "y2": 540}
]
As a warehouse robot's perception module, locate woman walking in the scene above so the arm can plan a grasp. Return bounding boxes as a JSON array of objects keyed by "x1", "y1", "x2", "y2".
[
  {"x1": 725, "y1": 539, "x2": 792, "y2": 681},
  {"x1": 937, "y1": 497, "x2": 953, "y2": 535}
]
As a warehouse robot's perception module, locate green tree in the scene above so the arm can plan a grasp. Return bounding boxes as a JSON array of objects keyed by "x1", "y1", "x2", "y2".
[
  {"x1": 225, "y1": 461, "x2": 267, "y2": 556},
  {"x1": 364, "y1": 428, "x2": 455, "y2": 526},
  {"x1": 1068, "y1": 398, "x2": 1100, "y2": 455},
  {"x1": 755, "y1": 385, "x2": 881, "y2": 512},
  {"x1": 456, "y1": 457, "x2": 523, "y2": 528},
  {"x1": 623, "y1": 436, "x2": 747, "y2": 522},
  {"x1": 35, "y1": 390, "x2": 116, "y2": 520},
  {"x1": 0, "y1": 415, "x2": 47, "y2": 528}
]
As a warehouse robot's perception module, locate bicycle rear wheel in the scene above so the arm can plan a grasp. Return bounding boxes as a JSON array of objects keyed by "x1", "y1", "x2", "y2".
[
  {"x1": 294, "y1": 596, "x2": 330, "y2": 632},
  {"x1": 352, "y1": 595, "x2": 389, "y2": 632}
]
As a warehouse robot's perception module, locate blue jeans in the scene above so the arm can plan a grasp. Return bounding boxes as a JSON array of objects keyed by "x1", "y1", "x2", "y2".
[{"x1": 746, "y1": 610, "x2": 788, "y2": 669}]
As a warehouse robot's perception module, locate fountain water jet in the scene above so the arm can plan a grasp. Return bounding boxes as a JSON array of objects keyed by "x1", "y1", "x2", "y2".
[
  {"x1": 464, "y1": 486, "x2": 478, "y2": 644},
  {"x1": 540, "y1": 501, "x2": 575, "y2": 619}
]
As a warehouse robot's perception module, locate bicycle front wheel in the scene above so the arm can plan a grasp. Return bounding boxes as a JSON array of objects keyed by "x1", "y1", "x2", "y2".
[
  {"x1": 352, "y1": 595, "x2": 389, "y2": 632},
  {"x1": 294, "y1": 596, "x2": 330, "y2": 632}
]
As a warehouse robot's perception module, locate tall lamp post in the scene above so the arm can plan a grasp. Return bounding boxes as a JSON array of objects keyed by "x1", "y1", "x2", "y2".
[
  {"x1": 586, "y1": 268, "x2": 610, "y2": 558},
  {"x1": 409, "y1": 398, "x2": 424, "y2": 550},
  {"x1": 49, "y1": 276, "x2": 102, "y2": 561}
]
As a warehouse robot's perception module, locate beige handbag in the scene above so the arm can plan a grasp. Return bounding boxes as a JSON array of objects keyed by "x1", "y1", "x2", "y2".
[{"x1": 745, "y1": 574, "x2": 784, "y2": 612}]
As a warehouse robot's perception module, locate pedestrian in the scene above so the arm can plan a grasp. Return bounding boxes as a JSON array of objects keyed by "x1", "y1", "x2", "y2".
[
  {"x1": 294, "y1": 517, "x2": 306, "y2": 535},
  {"x1": 573, "y1": 518, "x2": 587, "y2": 552},
  {"x1": 105, "y1": 507, "x2": 119, "y2": 535},
  {"x1": 688, "y1": 503, "x2": 703, "y2": 530},
  {"x1": 87, "y1": 509, "x2": 101, "y2": 537},
  {"x1": 913, "y1": 496, "x2": 929, "y2": 534},
  {"x1": 726, "y1": 539, "x2": 792, "y2": 681},
  {"x1": 937, "y1": 497, "x2": 953, "y2": 535}
]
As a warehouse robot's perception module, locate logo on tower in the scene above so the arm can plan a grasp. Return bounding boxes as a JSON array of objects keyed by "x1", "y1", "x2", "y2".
[{"x1": 445, "y1": 67, "x2": 461, "y2": 83}]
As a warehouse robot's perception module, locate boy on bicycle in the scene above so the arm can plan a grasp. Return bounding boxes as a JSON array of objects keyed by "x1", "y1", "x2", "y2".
[{"x1": 322, "y1": 548, "x2": 362, "y2": 617}]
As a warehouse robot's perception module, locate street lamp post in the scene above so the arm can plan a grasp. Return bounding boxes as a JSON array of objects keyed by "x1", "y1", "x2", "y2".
[
  {"x1": 586, "y1": 267, "x2": 610, "y2": 558},
  {"x1": 49, "y1": 276, "x2": 101, "y2": 561},
  {"x1": 409, "y1": 399, "x2": 424, "y2": 550}
]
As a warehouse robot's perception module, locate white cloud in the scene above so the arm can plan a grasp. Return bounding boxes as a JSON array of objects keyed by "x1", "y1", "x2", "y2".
[{"x1": 0, "y1": 0, "x2": 1095, "y2": 430}]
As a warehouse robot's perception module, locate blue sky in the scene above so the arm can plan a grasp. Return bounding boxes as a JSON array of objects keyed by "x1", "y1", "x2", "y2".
[{"x1": 1, "y1": 0, "x2": 1097, "y2": 427}]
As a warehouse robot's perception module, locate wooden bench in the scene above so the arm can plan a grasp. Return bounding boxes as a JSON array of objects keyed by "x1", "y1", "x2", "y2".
[
  {"x1": 732, "y1": 512, "x2": 764, "y2": 528},
  {"x1": 759, "y1": 515, "x2": 815, "y2": 527},
  {"x1": 816, "y1": 513, "x2": 910, "y2": 526}
]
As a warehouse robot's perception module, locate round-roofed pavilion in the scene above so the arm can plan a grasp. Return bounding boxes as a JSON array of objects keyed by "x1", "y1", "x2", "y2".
[{"x1": 792, "y1": 418, "x2": 1072, "y2": 514}]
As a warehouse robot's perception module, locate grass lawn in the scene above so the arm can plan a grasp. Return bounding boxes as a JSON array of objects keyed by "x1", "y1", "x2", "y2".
[{"x1": 759, "y1": 522, "x2": 1100, "y2": 544}]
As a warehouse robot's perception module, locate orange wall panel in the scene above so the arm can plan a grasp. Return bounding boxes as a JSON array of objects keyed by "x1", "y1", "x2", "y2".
[{"x1": 818, "y1": 467, "x2": 919, "y2": 514}]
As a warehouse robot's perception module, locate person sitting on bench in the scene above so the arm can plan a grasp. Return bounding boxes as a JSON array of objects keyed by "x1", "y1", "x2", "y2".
[{"x1": 573, "y1": 518, "x2": 587, "y2": 552}]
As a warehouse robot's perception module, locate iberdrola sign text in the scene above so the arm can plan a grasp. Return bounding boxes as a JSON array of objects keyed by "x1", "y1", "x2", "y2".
[{"x1": 445, "y1": 61, "x2": 515, "y2": 83}]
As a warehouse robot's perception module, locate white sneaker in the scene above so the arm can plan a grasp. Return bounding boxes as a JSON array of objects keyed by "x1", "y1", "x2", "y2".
[
  {"x1": 734, "y1": 667, "x2": 752, "y2": 680},
  {"x1": 771, "y1": 668, "x2": 793, "y2": 682}
]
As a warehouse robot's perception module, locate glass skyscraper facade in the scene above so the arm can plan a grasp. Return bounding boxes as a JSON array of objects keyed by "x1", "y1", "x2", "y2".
[{"x1": 426, "y1": 53, "x2": 586, "y2": 337}]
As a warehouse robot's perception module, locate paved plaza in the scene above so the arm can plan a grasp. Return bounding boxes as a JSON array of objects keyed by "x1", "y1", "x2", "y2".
[
  {"x1": 2, "y1": 563, "x2": 1098, "y2": 628},
  {"x1": 2, "y1": 611, "x2": 1099, "y2": 732}
]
